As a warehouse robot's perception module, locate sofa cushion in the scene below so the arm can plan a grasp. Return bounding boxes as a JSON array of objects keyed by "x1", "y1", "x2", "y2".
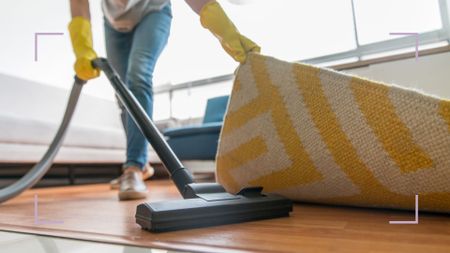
[
  {"x1": 0, "y1": 73, "x2": 163, "y2": 164},
  {"x1": 167, "y1": 132, "x2": 220, "y2": 160},
  {"x1": 203, "y1": 96, "x2": 229, "y2": 123},
  {"x1": 0, "y1": 114, "x2": 125, "y2": 150}
]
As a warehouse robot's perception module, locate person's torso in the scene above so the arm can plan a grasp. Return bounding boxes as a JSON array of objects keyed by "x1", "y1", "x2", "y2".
[{"x1": 102, "y1": 0, "x2": 170, "y2": 32}]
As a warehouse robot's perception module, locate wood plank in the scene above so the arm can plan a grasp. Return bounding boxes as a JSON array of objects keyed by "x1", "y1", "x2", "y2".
[{"x1": 0, "y1": 180, "x2": 449, "y2": 253}]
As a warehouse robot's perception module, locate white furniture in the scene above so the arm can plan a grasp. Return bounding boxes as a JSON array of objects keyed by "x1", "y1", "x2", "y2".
[{"x1": 0, "y1": 73, "x2": 159, "y2": 164}]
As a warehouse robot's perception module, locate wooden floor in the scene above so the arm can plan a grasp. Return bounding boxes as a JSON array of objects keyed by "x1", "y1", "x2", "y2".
[{"x1": 0, "y1": 180, "x2": 449, "y2": 253}]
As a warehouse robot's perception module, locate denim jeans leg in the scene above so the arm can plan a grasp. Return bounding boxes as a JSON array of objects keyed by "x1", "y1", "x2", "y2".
[
  {"x1": 104, "y1": 19, "x2": 133, "y2": 141},
  {"x1": 124, "y1": 5, "x2": 172, "y2": 169}
]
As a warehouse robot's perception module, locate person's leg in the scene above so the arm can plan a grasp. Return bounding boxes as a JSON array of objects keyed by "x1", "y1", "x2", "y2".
[
  {"x1": 104, "y1": 18, "x2": 152, "y2": 191},
  {"x1": 105, "y1": 18, "x2": 156, "y2": 190},
  {"x1": 118, "y1": 4, "x2": 172, "y2": 200},
  {"x1": 123, "y1": 4, "x2": 172, "y2": 171},
  {"x1": 104, "y1": 18, "x2": 132, "y2": 136}
]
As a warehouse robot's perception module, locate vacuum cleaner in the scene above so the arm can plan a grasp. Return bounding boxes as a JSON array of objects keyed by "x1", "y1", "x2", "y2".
[{"x1": 0, "y1": 58, "x2": 293, "y2": 232}]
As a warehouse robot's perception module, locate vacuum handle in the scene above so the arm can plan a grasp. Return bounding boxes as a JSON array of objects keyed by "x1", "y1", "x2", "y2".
[{"x1": 92, "y1": 58, "x2": 195, "y2": 197}]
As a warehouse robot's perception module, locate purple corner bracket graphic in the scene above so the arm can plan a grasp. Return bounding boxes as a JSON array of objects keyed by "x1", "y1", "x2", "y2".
[
  {"x1": 34, "y1": 194, "x2": 63, "y2": 225},
  {"x1": 34, "y1": 32, "x2": 64, "y2": 62},
  {"x1": 389, "y1": 194, "x2": 419, "y2": 225},
  {"x1": 389, "y1": 32, "x2": 419, "y2": 61}
]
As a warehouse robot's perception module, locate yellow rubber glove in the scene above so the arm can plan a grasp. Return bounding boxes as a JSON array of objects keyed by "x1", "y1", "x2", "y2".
[
  {"x1": 200, "y1": 1, "x2": 260, "y2": 63},
  {"x1": 68, "y1": 17, "x2": 100, "y2": 81}
]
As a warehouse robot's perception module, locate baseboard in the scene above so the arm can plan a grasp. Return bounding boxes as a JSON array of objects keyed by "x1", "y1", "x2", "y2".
[{"x1": 0, "y1": 163, "x2": 171, "y2": 188}]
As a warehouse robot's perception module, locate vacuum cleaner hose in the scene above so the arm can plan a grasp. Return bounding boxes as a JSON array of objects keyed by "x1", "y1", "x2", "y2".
[{"x1": 0, "y1": 77, "x2": 85, "y2": 204}]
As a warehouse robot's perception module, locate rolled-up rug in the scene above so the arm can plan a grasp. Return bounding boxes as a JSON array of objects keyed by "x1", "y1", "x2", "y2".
[{"x1": 216, "y1": 53, "x2": 450, "y2": 213}]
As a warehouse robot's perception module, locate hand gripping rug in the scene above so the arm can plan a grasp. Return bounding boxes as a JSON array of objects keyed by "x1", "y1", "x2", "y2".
[{"x1": 216, "y1": 53, "x2": 450, "y2": 212}]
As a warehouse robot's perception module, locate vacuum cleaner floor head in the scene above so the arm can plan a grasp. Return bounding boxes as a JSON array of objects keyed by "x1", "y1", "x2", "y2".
[{"x1": 136, "y1": 191, "x2": 293, "y2": 232}]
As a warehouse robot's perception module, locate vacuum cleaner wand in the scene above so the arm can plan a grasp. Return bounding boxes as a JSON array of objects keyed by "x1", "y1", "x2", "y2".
[
  {"x1": 92, "y1": 58, "x2": 293, "y2": 232},
  {"x1": 92, "y1": 58, "x2": 195, "y2": 197}
]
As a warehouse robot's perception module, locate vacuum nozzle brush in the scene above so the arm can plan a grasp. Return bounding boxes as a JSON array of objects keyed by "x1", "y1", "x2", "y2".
[{"x1": 136, "y1": 187, "x2": 293, "y2": 232}]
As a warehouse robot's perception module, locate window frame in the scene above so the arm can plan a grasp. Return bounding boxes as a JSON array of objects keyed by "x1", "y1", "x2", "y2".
[{"x1": 304, "y1": 0, "x2": 450, "y2": 65}]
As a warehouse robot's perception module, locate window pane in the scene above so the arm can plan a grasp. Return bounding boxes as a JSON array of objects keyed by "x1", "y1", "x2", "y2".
[
  {"x1": 223, "y1": 0, "x2": 357, "y2": 60},
  {"x1": 171, "y1": 81, "x2": 232, "y2": 120},
  {"x1": 354, "y1": 0, "x2": 442, "y2": 45},
  {"x1": 154, "y1": 0, "x2": 357, "y2": 85},
  {"x1": 153, "y1": 93, "x2": 171, "y2": 121}
]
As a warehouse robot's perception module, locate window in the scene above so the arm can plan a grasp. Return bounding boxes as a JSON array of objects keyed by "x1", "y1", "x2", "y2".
[
  {"x1": 153, "y1": 0, "x2": 450, "y2": 120},
  {"x1": 353, "y1": 0, "x2": 442, "y2": 45},
  {"x1": 154, "y1": 0, "x2": 359, "y2": 86},
  {"x1": 304, "y1": 0, "x2": 449, "y2": 64},
  {"x1": 224, "y1": 0, "x2": 357, "y2": 60},
  {"x1": 170, "y1": 81, "x2": 231, "y2": 120}
]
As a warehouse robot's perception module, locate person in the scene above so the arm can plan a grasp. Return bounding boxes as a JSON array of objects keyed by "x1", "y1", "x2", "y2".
[{"x1": 68, "y1": 0, "x2": 260, "y2": 200}]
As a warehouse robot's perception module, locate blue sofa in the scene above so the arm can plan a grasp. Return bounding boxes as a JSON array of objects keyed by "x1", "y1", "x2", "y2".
[{"x1": 163, "y1": 96, "x2": 229, "y2": 160}]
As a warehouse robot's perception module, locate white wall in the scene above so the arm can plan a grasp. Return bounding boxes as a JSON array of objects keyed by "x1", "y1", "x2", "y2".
[
  {"x1": 345, "y1": 52, "x2": 450, "y2": 99},
  {"x1": 0, "y1": 0, "x2": 113, "y2": 100}
]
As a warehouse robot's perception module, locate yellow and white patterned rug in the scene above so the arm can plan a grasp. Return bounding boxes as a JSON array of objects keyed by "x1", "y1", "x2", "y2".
[{"x1": 216, "y1": 53, "x2": 450, "y2": 213}]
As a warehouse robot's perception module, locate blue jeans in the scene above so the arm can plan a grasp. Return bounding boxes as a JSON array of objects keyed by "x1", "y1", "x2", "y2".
[{"x1": 104, "y1": 4, "x2": 172, "y2": 170}]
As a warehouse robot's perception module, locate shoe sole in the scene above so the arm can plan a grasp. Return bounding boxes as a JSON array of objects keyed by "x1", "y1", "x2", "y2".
[
  {"x1": 110, "y1": 178, "x2": 120, "y2": 190},
  {"x1": 118, "y1": 190, "x2": 148, "y2": 201}
]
